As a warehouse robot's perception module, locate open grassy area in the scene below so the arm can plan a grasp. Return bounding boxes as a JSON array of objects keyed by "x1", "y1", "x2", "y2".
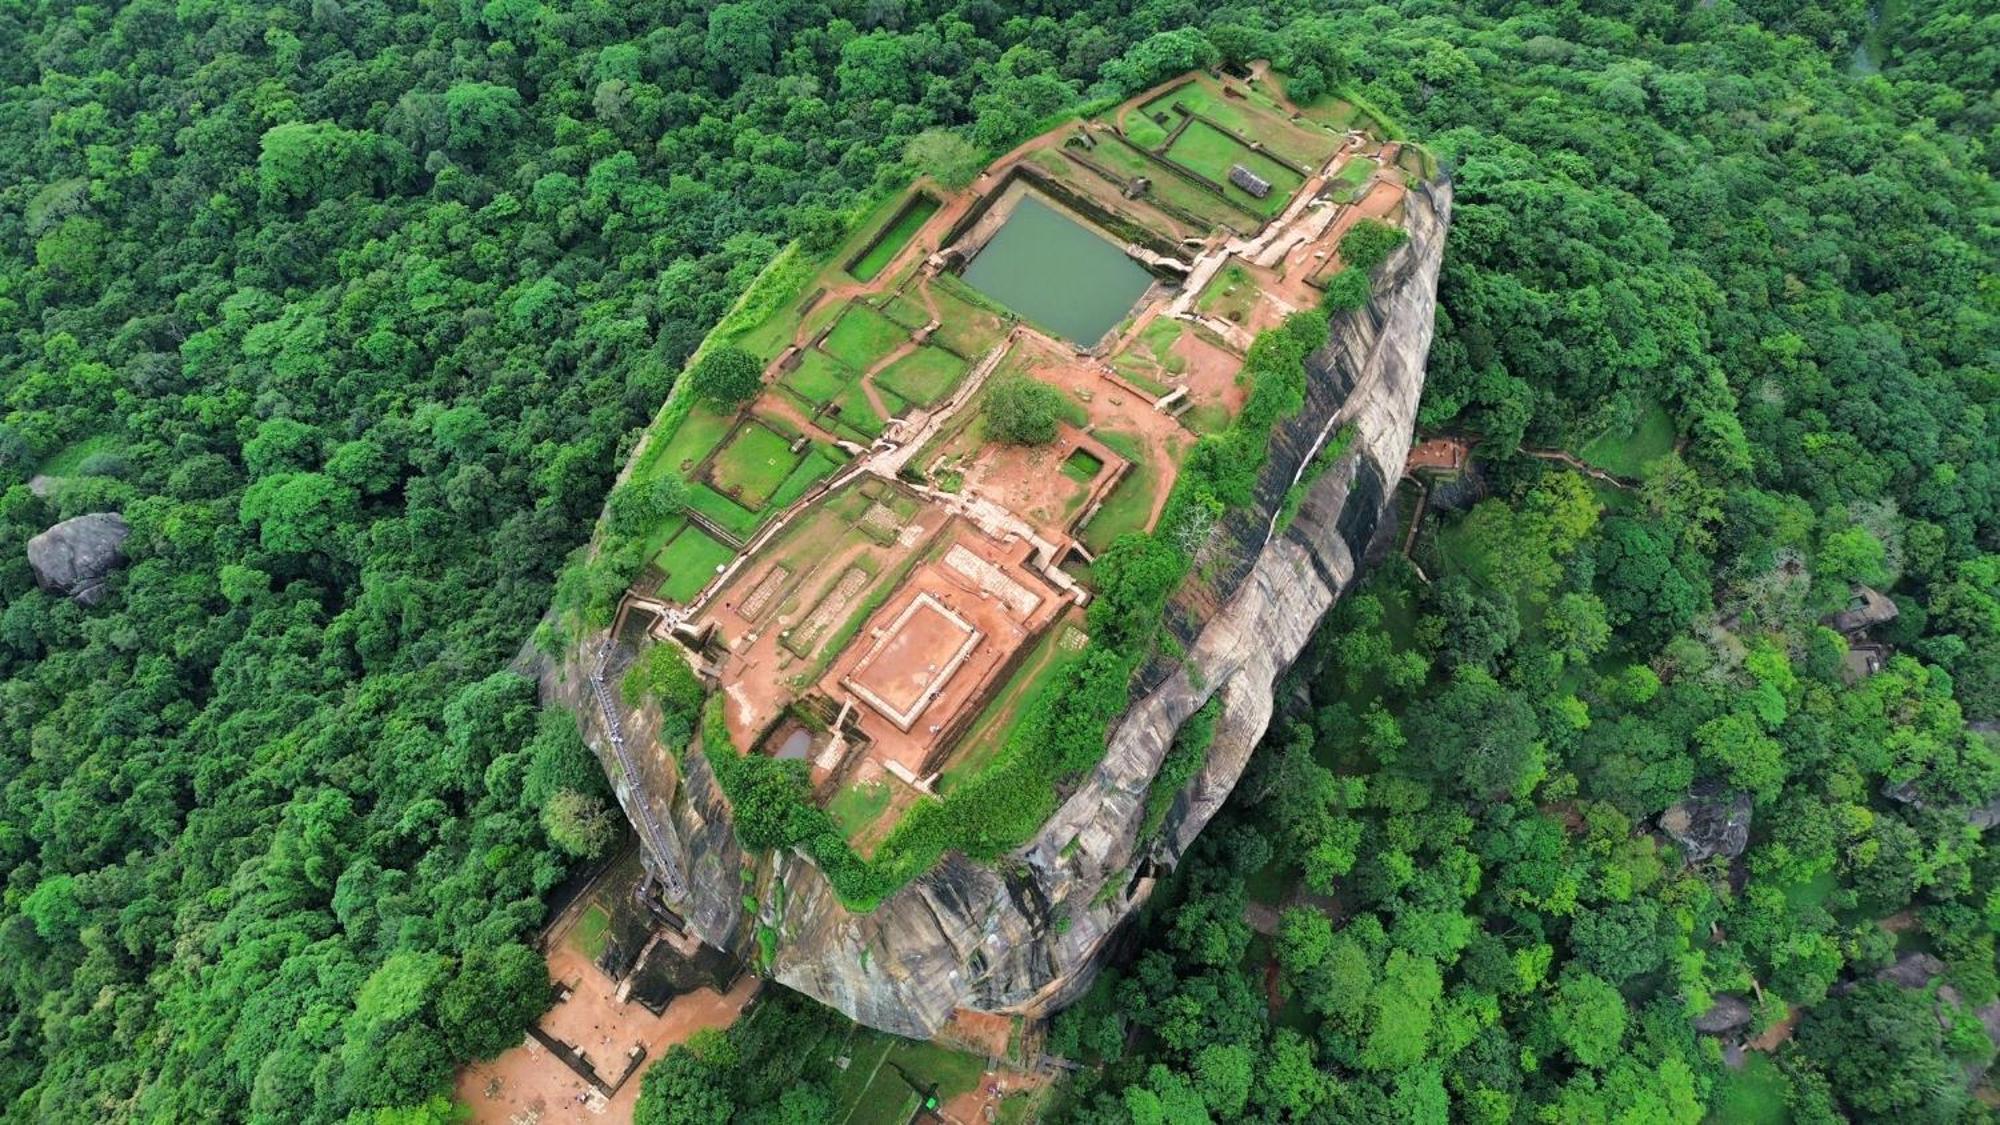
[
  {"x1": 685, "y1": 483, "x2": 760, "y2": 540},
  {"x1": 829, "y1": 382, "x2": 906, "y2": 442},
  {"x1": 657, "y1": 524, "x2": 737, "y2": 603},
  {"x1": 710, "y1": 422, "x2": 803, "y2": 509},
  {"x1": 939, "y1": 622, "x2": 1080, "y2": 793},
  {"x1": 1326, "y1": 156, "x2": 1375, "y2": 204},
  {"x1": 1197, "y1": 262, "x2": 1262, "y2": 326},
  {"x1": 1709, "y1": 1052, "x2": 1792, "y2": 1125},
  {"x1": 1144, "y1": 80, "x2": 1339, "y2": 168},
  {"x1": 849, "y1": 194, "x2": 938, "y2": 282},
  {"x1": 1076, "y1": 140, "x2": 1252, "y2": 231},
  {"x1": 876, "y1": 345, "x2": 970, "y2": 407},
  {"x1": 767, "y1": 445, "x2": 846, "y2": 512},
  {"x1": 826, "y1": 1031, "x2": 896, "y2": 1118},
  {"x1": 636, "y1": 402, "x2": 736, "y2": 483},
  {"x1": 1122, "y1": 105, "x2": 1171, "y2": 149},
  {"x1": 1061, "y1": 448, "x2": 1103, "y2": 485},
  {"x1": 784, "y1": 349, "x2": 856, "y2": 406},
  {"x1": 1578, "y1": 401, "x2": 1676, "y2": 480},
  {"x1": 1165, "y1": 119, "x2": 1305, "y2": 216},
  {"x1": 1080, "y1": 461, "x2": 1160, "y2": 552},
  {"x1": 569, "y1": 903, "x2": 611, "y2": 960},
  {"x1": 823, "y1": 303, "x2": 909, "y2": 371},
  {"x1": 828, "y1": 780, "x2": 892, "y2": 839}
]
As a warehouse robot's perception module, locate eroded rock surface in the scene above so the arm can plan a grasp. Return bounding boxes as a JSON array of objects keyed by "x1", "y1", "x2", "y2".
[
  {"x1": 557, "y1": 177, "x2": 1452, "y2": 1038},
  {"x1": 27, "y1": 512, "x2": 130, "y2": 606}
]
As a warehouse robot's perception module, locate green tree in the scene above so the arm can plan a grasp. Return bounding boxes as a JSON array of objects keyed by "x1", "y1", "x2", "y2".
[
  {"x1": 982, "y1": 376, "x2": 1068, "y2": 446},
  {"x1": 688, "y1": 346, "x2": 763, "y2": 408}
]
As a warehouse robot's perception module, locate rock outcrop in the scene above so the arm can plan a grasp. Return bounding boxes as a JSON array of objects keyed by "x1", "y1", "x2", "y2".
[
  {"x1": 27, "y1": 512, "x2": 130, "y2": 606},
  {"x1": 1692, "y1": 994, "x2": 1754, "y2": 1035},
  {"x1": 557, "y1": 176, "x2": 1452, "y2": 1038},
  {"x1": 1660, "y1": 782, "x2": 1753, "y2": 864}
]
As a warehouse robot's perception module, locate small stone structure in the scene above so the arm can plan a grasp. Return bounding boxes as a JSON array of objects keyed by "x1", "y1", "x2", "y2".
[
  {"x1": 27, "y1": 512, "x2": 131, "y2": 606},
  {"x1": 1229, "y1": 164, "x2": 1272, "y2": 198}
]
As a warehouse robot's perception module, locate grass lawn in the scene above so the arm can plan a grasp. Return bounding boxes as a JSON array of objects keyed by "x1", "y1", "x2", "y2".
[
  {"x1": 784, "y1": 349, "x2": 856, "y2": 406},
  {"x1": 1182, "y1": 402, "x2": 1232, "y2": 435},
  {"x1": 638, "y1": 403, "x2": 736, "y2": 482},
  {"x1": 1165, "y1": 119, "x2": 1304, "y2": 216},
  {"x1": 939, "y1": 623, "x2": 1080, "y2": 793},
  {"x1": 1082, "y1": 139, "x2": 1252, "y2": 230},
  {"x1": 709, "y1": 423, "x2": 803, "y2": 510},
  {"x1": 1325, "y1": 156, "x2": 1374, "y2": 205},
  {"x1": 883, "y1": 1039, "x2": 989, "y2": 1100},
  {"x1": 1709, "y1": 1053, "x2": 1792, "y2": 1125},
  {"x1": 823, "y1": 303, "x2": 909, "y2": 371},
  {"x1": 685, "y1": 484, "x2": 760, "y2": 540},
  {"x1": 1111, "y1": 317, "x2": 1188, "y2": 394},
  {"x1": 657, "y1": 525, "x2": 736, "y2": 603},
  {"x1": 826, "y1": 1031, "x2": 896, "y2": 1117},
  {"x1": 767, "y1": 446, "x2": 845, "y2": 512},
  {"x1": 876, "y1": 346, "x2": 970, "y2": 407},
  {"x1": 1146, "y1": 80, "x2": 1339, "y2": 168},
  {"x1": 1197, "y1": 262, "x2": 1262, "y2": 325},
  {"x1": 1080, "y1": 462, "x2": 1160, "y2": 553},
  {"x1": 908, "y1": 280, "x2": 1012, "y2": 359},
  {"x1": 569, "y1": 903, "x2": 611, "y2": 960},
  {"x1": 849, "y1": 195, "x2": 939, "y2": 282},
  {"x1": 1578, "y1": 401, "x2": 1676, "y2": 480},
  {"x1": 830, "y1": 383, "x2": 907, "y2": 441},
  {"x1": 828, "y1": 780, "x2": 893, "y2": 839},
  {"x1": 1122, "y1": 105, "x2": 1173, "y2": 149},
  {"x1": 845, "y1": 1068, "x2": 920, "y2": 1125}
]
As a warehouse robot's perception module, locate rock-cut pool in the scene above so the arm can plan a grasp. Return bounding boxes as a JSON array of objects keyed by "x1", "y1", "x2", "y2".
[{"x1": 960, "y1": 194, "x2": 1155, "y2": 347}]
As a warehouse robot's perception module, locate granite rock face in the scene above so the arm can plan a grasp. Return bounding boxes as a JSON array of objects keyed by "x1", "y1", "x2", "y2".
[
  {"x1": 27, "y1": 512, "x2": 130, "y2": 606},
  {"x1": 558, "y1": 177, "x2": 1453, "y2": 1038}
]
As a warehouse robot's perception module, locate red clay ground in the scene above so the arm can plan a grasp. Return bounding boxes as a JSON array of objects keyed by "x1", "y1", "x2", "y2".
[
  {"x1": 848, "y1": 594, "x2": 980, "y2": 723},
  {"x1": 453, "y1": 930, "x2": 758, "y2": 1125}
]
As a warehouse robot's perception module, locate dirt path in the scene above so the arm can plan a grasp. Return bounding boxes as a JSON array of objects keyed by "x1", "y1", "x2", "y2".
[
  {"x1": 755, "y1": 386, "x2": 850, "y2": 448},
  {"x1": 859, "y1": 338, "x2": 921, "y2": 421}
]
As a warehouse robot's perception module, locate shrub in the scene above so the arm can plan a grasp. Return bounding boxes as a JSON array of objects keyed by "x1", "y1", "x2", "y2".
[
  {"x1": 1339, "y1": 218, "x2": 1407, "y2": 274},
  {"x1": 1320, "y1": 266, "x2": 1371, "y2": 312}
]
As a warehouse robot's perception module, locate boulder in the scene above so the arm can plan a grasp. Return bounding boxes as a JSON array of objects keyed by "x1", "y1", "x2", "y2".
[
  {"x1": 1660, "y1": 783, "x2": 1752, "y2": 863},
  {"x1": 1877, "y1": 951, "x2": 1946, "y2": 989},
  {"x1": 27, "y1": 512, "x2": 131, "y2": 606},
  {"x1": 1693, "y1": 993, "x2": 1754, "y2": 1035}
]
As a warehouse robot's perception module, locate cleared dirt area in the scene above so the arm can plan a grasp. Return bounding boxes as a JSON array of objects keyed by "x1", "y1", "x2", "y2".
[{"x1": 453, "y1": 890, "x2": 759, "y2": 1125}]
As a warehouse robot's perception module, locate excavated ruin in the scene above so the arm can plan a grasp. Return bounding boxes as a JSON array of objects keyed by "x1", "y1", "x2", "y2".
[{"x1": 546, "y1": 174, "x2": 1453, "y2": 1039}]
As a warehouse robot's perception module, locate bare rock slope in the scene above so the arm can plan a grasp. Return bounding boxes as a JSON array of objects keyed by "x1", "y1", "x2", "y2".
[{"x1": 555, "y1": 176, "x2": 1451, "y2": 1038}]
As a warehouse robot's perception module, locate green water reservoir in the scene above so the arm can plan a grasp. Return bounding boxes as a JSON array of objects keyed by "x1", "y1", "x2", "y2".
[{"x1": 960, "y1": 195, "x2": 1154, "y2": 345}]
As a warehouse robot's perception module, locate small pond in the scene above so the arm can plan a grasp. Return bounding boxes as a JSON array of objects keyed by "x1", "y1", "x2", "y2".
[
  {"x1": 961, "y1": 195, "x2": 1154, "y2": 346},
  {"x1": 773, "y1": 726, "x2": 814, "y2": 760}
]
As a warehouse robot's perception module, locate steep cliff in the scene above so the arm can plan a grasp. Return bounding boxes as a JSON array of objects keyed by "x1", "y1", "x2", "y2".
[{"x1": 556, "y1": 176, "x2": 1451, "y2": 1039}]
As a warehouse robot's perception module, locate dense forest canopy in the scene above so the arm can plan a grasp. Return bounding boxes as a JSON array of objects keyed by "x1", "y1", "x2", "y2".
[{"x1": 0, "y1": 0, "x2": 1993, "y2": 1121}]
